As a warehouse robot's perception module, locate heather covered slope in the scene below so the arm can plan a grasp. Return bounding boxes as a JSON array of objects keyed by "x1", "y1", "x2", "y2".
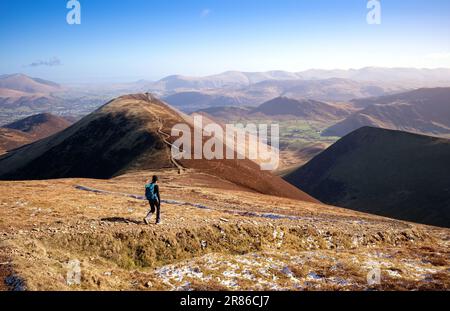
[
  {"x1": 285, "y1": 127, "x2": 450, "y2": 228},
  {"x1": 0, "y1": 94, "x2": 315, "y2": 202}
]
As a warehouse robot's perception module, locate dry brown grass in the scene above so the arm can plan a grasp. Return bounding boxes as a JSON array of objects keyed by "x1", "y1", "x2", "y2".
[{"x1": 0, "y1": 169, "x2": 448, "y2": 291}]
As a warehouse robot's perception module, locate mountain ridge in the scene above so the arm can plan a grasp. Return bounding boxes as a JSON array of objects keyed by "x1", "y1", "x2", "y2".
[
  {"x1": 323, "y1": 87, "x2": 450, "y2": 138},
  {"x1": 0, "y1": 94, "x2": 317, "y2": 202},
  {"x1": 0, "y1": 73, "x2": 61, "y2": 95},
  {"x1": 285, "y1": 127, "x2": 450, "y2": 228}
]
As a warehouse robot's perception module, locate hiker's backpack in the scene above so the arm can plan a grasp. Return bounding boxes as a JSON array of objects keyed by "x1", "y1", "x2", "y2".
[{"x1": 145, "y1": 183, "x2": 158, "y2": 201}]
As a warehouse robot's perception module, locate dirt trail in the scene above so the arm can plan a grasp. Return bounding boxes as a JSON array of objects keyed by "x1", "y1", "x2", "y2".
[
  {"x1": 143, "y1": 94, "x2": 185, "y2": 174},
  {"x1": 74, "y1": 185, "x2": 313, "y2": 222},
  {"x1": 156, "y1": 117, "x2": 185, "y2": 174}
]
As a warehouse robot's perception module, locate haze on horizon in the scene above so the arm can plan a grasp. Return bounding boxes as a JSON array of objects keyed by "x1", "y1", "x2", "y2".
[{"x1": 1, "y1": 0, "x2": 450, "y2": 83}]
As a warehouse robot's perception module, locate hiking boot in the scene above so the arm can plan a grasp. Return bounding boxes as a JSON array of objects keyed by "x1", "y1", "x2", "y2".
[
  {"x1": 144, "y1": 215, "x2": 153, "y2": 225},
  {"x1": 144, "y1": 213, "x2": 153, "y2": 225}
]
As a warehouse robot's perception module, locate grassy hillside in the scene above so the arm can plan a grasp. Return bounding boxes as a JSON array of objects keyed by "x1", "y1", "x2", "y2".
[
  {"x1": 0, "y1": 170, "x2": 448, "y2": 290},
  {"x1": 285, "y1": 127, "x2": 450, "y2": 228}
]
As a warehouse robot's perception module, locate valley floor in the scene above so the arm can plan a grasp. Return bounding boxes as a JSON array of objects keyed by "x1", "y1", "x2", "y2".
[{"x1": 0, "y1": 169, "x2": 448, "y2": 291}]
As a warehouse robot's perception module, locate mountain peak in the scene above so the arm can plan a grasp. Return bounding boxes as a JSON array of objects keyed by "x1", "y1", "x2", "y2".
[
  {"x1": 3, "y1": 113, "x2": 72, "y2": 138},
  {"x1": 0, "y1": 94, "x2": 316, "y2": 202},
  {"x1": 0, "y1": 73, "x2": 61, "y2": 94}
]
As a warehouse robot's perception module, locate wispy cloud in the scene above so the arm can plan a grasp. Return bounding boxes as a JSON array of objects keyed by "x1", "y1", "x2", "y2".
[
  {"x1": 27, "y1": 57, "x2": 62, "y2": 67},
  {"x1": 201, "y1": 9, "x2": 211, "y2": 18}
]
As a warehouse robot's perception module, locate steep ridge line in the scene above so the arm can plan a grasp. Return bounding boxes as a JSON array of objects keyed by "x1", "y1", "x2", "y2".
[
  {"x1": 144, "y1": 93, "x2": 229, "y2": 175},
  {"x1": 142, "y1": 94, "x2": 234, "y2": 176},
  {"x1": 156, "y1": 117, "x2": 185, "y2": 175},
  {"x1": 74, "y1": 185, "x2": 317, "y2": 222},
  {"x1": 142, "y1": 94, "x2": 185, "y2": 174}
]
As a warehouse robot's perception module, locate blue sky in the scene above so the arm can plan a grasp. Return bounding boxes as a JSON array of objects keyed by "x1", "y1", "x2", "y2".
[{"x1": 1, "y1": 0, "x2": 450, "y2": 83}]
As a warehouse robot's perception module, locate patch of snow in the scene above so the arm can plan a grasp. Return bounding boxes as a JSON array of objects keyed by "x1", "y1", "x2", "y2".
[
  {"x1": 386, "y1": 269, "x2": 401, "y2": 278},
  {"x1": 307, "y1": 272, "x2": 323, "y2": 281}
]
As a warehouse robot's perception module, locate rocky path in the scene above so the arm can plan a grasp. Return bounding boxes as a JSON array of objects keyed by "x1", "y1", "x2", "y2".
[
  {"x1": 156, "y1": 117, "x2": 185, "y2": 174},
  {"x1": 144, "y1": 93, "x2": 185, "y2": 174}
]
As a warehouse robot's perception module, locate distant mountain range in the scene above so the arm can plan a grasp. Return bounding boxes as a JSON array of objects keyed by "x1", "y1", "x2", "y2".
[
  {"x1": 323, "y1": 88, "x2": 450, "y2": 138},
  {"x1": 150, "y1": 71, "x2": 309, "y2": 91},
  {"x1": 195, "y1": 97, "x2": 355, "y2": 123},
  {"x1": 148, "y1": 68, "x2": 450, "y2": 93},
  {"x1": 0, "y1": 74, "x2": 64, "y2": 114},
  {"x1": 153, "y1": 68, "x2": 450, "y2": 111},
  {"x1": 242, "y1": 78, "x2": 400, "y2": 102},
  {"x1": 252, "y1": 97, "x2": 354, "y2": 121},
  {"x1": 295, "y1": 67, "x2": 450, "y2": 85},
  {"x1": 163, "y1": 91, "x2": 242, "y2": 111},
  {"x1": 0, "y1": 74, "x2": 114, "y2": 126},
  {"x1": 160, "y1": 78, "x2": 407, "y2": 111},
  {"x1": 2, "y1": 69, "x2": 450, "y2": 124},
  {"x1": 3, "y1": 68, "x2": 450, "y2": 98},
  {"x1": 285, "y1": 127, "x2": 450, "y2": 228},
  {"x1": 0, "y1": 73, "x2": 61, "y2": 95}
]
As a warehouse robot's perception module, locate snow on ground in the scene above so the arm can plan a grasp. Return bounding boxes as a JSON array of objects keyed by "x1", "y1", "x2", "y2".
[{"x1": 152, "y1": 248, "x2": 449, "y2": 291}]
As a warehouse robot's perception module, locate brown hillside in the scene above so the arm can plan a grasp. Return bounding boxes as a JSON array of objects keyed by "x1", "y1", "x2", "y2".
[
  {"x1": 323, "y1": 88, "x2": 450, "y2": 138},
  {"x1": 3, "y1": 113, "x2": 72, "y2": 139},
  {"x1": 0, "y1": 94, "x2": 316, "y2": 202},
  {"x1": 0, "y1": 74, "x2": 61, "y2": 94},
  {"x1": 251, "y1": 97, "x2": 353, "y2": 121},
  {"x1": 0, "y1": 170, "x2": 448, "y2": 290},
  {"x1": 285, "y1": 127, "x2": 450, "y2": 228},
  {"x1": 0, "y1": 128, "x2": 33, "y2": 155}
]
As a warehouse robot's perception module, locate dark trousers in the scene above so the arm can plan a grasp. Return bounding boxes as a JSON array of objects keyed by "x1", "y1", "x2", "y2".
[{"x1": 146, "y1": 199, "x2": 160, "y2": 221}]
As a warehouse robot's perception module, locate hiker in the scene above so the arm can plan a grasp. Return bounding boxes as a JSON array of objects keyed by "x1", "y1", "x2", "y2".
[{"x1": 144, "y1": 175, "x2": 161, "y2": 225}]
